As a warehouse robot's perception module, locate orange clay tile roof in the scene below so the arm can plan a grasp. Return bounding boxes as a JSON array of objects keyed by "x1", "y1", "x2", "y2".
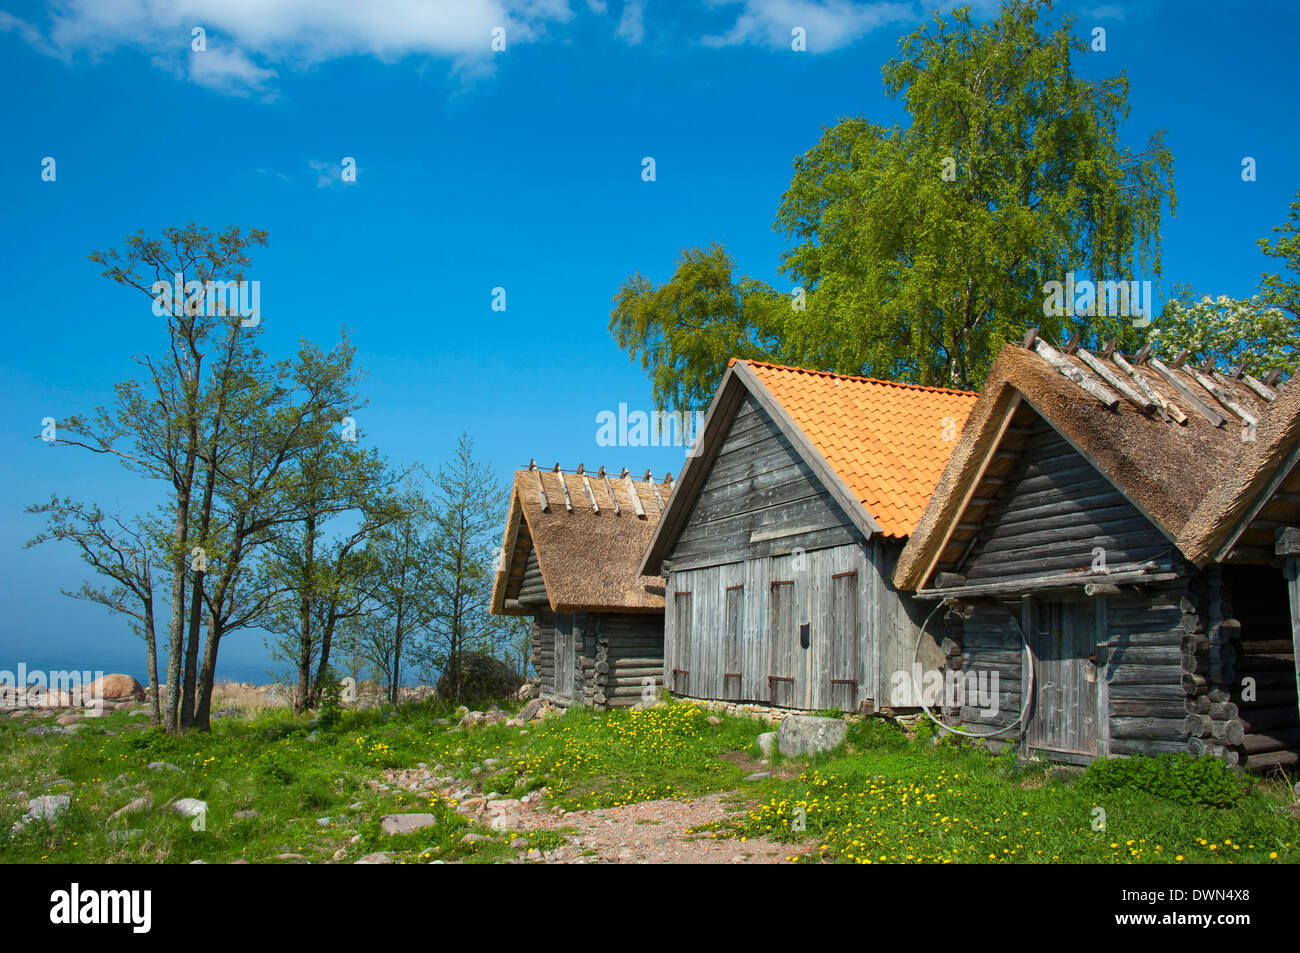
[{"x1": 737, "y1": 359, "x2": 979, "y2": 539}]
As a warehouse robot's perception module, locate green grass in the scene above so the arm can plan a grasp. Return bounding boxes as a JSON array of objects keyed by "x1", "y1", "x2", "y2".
[
  {"x1": 0, "y1": 700, "x2": 1295, "y2": 864},
  {"x1": 696, "y1": 723, "x2": 1300, "y2": 864}
]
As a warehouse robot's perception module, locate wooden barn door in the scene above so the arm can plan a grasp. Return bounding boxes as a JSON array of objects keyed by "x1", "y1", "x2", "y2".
[
  {"x1": 1027, "y1": 596, "x2": 1098, "y2": 758},
  {"x1": 671, "y1": 591, "x2": 692, "y2": 696},
  {"x1": 830, "y1": 571, "x2": 859, "y2": 713},
  {"x1": 555, "y1": 613, "x2": 577, "y2": 703},
  {"x1": 724, "y1": 585, "x2": 744, "y2": 701},
  {"x1": 769, "y1": 579, "x2": 795, "y2": 706}
]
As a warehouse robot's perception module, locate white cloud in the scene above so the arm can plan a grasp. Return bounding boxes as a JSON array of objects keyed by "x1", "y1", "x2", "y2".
[
  {"x1": 616, "y1": 0, "x2": 645, "y2": 44},
  {"x1": 187, "y1": 46, "x2": 279, "y2": 97},
  {"x1": 307, "y1": 158, "x2": 360, "y2": 188},
  {"x1": 1086, "y1": 5, "x2": 1127, "y2": 20},
  {"x1": 703, "y1": 0, "x2": 915, "y2": 52},
  {"x1": 5, "y1": 0, "x2": 577, "y2": 96}
]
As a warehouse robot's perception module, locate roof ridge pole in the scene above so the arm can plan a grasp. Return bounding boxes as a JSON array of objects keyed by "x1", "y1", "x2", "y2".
[
  {"x1": 1148, "y1": 357, "x2": 1225, "y2": 427},
  {"x1": 1240, "y1": 371, "x2": 1279, "y2": 402},
  {"x1": 623, "y1": 473, "x2": 646, "y2": 518},
  {"x1": 1075, "y1": 346, "x2": 1156, "y2": 412},
  {"x1": 1111, "y1": 350, "x2": 1186, "y2": 424},
  {"x1": 601, "y1": 469, "x2": 621, "y2": 515},
  {"x1": 1184, "y1": 365, "x2": 1259, "y2": 427},
  {"x1": 1032, "y1": 336, "x2": 1121, "y2": 408},
  {"x1": 555, "y1": 467, "x2": 574, "y2": 512},
  {"x1": 578, "y1": 466, "x2": 600, "y2": 513},
  {"x1": 533, "y1": 469, "x2": 550, "y2": 511},
  {"x1": 648, "y1": 475, "x2": 667, "y2": 512}
]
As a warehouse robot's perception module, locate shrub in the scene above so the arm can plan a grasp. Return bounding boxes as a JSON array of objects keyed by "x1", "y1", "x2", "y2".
[{"x1": 1078, "y1": 754, "x2": 1248, "y2": 808}]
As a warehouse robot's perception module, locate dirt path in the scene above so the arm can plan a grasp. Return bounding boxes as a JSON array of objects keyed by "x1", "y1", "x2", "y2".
[
  {"x1": 380, "y1": 764, "x2": 808, "y2": 864},
  {"x1": 526, "y1": 792, "x2": 805, "y2": 864}
]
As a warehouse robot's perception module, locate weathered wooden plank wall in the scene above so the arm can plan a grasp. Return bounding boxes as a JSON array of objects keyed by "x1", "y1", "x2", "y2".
[
  {"x1": 667, "y1": 394, "x2": 859, "y2": 573},
  {"x1": 661, "y1": 389, "x2": 943, "y2": 711},
  {"x1": 961, "y1": 418, "x2": 1173, "y2": 582},
  {"x1": 666, "y1": 541, "x2": 942, "y2": 710}
]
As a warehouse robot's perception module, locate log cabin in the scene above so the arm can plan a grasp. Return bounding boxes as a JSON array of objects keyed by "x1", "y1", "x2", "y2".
[
  {"x1": 893, "y1": 333, "x2": 1300, "y2": 771},
  {"x1": 640, "y1": 359, "x2": 978, "y2": 712},
  {"x1": 490, "y1": 463, "x2": 672, "y2": 709}
]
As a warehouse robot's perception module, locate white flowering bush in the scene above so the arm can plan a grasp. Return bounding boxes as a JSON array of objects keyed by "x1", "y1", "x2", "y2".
[{"x1": 1152, "y1": 294, "x2": 1297, "y2": 376}]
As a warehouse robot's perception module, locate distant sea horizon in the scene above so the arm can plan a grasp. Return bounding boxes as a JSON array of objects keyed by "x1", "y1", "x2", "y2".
[{"x1": 0, "y1": 647, "x2": 428, "y2": 689}]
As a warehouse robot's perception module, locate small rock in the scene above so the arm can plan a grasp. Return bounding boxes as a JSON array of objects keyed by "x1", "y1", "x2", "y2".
[
  {"x1": 25, "y1": 725, "x2": 68, "y2": 737},
  {"x1": 172, "y1": 798, "x2": 207, "y2": 818},
  {"x1": 744, "y1": 771, "x2": 773, "y2": 781},
  {"x1": 108, "y1": 829, "x2": 143, "y2": 842},
  {"x1": 316, "y1": 816, "x2": 333, "y2": 827},
  {"x1": 510, "y1": 837, "x2": 528, "y2": 849},
  {"x1": 354, "y1": 852, "x2": 393, "y2": 865},
  {"x1": 27, "y1": 794, "x2": 71, "y2": 821},
  {"x1": 56, "y1": 714, "x2": 84, "y2": 726},
  {"x1": 275, "y1": 853, "x2": 309, "y2": 864},
  {"x1": 233, "y1": 809, "x2": 261, "y2": 820},
  {"x1": 110, "y1": 797, "x2": 152, "y2": 821},
  {"x1": 756, "y1": 732, "x2": 777, "y2": 757},
  {"x1": 147, "y1": 761, "x2": 181, "y2": 772},
  {"x1": 380, "y1": 813, "x2": 438, "y2": 835},
  {"x1": 461, "y1": 833, "x2": 493, "y2": 844},
  {"x1": 706, "y1": 715, "x2": 723, "y2": 726}
]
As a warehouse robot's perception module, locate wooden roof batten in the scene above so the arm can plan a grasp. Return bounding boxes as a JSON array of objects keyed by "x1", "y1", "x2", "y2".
[
  {"x1": 525, "y1": 459, "x2": 676, "y2": 518},
  {"x1": 1020, "y1": 330, "x2": 1281, "y2": 431}
]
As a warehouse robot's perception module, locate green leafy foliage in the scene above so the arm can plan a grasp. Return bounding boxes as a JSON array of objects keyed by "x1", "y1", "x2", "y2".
[
  {"x1": 611, "y1": 0, "x2": 1175, "y2": 398},
  {"x1": 1078, "y1": 754, "x2": 1249, "y2": 808}
]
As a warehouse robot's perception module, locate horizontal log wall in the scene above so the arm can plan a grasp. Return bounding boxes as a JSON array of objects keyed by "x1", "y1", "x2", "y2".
[
  {"x1": 1103, "y1": 577, "x2": 1200, "y2": 760},
  {"x1": 961, "y1": 418, "x2": 1172, "y2": 583},
  {"x1": 530, "y1": 610, "x2": 557, "y2": 698},
  {"x1": 1215, "y1": 564, "x2": 1300, "y2": 771},
  {"x1": 586, "y1": 613, "x2": 664, "y2": 708}
]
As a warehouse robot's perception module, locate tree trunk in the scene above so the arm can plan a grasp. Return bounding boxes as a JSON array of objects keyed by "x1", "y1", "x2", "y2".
[
  {"x1": 194, "y1": 616, "x2": 221, "y2": 731},
  {"x1": 163, "y1": 486, "x2": 192, "y2": 732},
  {"x1": 296, "y1": 515, "x2": 317, "y2": 713},
  {"x1": 181, "y1": 457, "x2": 219, "y2": 727},
  {"x1": 144, "y1": 598, "x2": 161, "y2": 726},
  {"x1": 310, "y1": 606, "x2": 339, "y2": 707}
]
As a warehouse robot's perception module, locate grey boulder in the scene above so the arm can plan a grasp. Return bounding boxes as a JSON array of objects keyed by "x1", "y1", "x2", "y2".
[{"x1": 776, "y1": 715, "x2": 847, "y2": 757}]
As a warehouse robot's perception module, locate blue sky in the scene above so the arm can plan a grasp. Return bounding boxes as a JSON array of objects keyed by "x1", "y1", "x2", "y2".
[{"x1": 1, "y1": 0, "x2": 1298, "y2": 683}]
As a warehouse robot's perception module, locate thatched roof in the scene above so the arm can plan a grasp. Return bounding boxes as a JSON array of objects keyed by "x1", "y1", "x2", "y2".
[
  {"x1": 491, "y1": 466, "x2": 671, "y2": 615},
  {"x1": 1179, "y1": 376, "x2": 1300, "y2": 565},
  {"x1": 893, "y1": 338, "x2": 1280, "y2": 591}
]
